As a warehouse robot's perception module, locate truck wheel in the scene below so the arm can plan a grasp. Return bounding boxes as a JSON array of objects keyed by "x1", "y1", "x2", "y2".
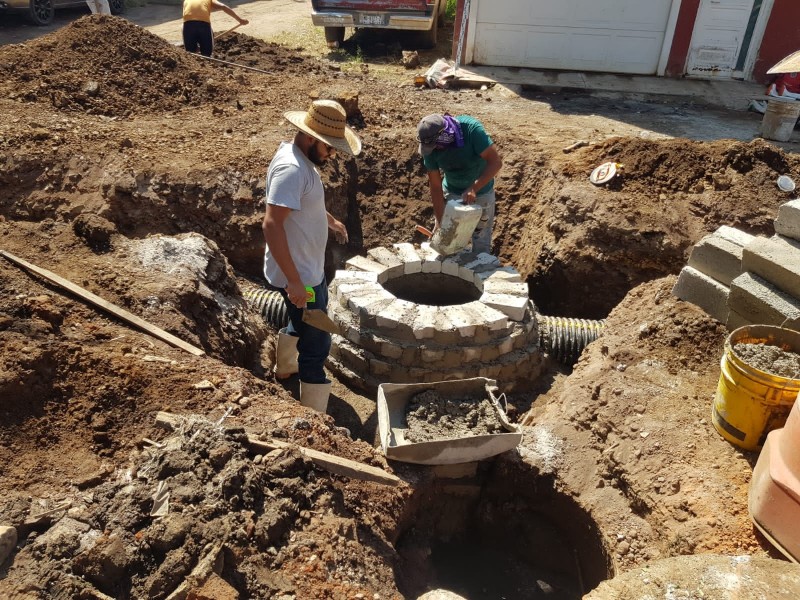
[
  {"x1": 109, "y1": 0, "x2": 126, "y2": 15},
  {"x1": 28, "y1": 0, "x2": 54, "y2": 25},
  {"x1": 324, "y1": 26, "x2": 345, "y2": 48}
]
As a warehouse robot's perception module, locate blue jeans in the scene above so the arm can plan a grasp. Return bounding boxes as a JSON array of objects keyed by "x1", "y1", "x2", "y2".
[
  {"x1": 274, "y1": 278, "x2": 331, "y2": 384},
  {"x1": 445, "y1": 189, "x2": 496, "y2": 254}
]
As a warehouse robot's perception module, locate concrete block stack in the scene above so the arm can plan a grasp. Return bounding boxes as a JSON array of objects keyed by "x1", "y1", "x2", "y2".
[
  {"x1": 673, "y1": 200, "x2": 800, "y2": 331},
  {"x1": 328, "y1": 244, "x2": 544, "y2": 391}
]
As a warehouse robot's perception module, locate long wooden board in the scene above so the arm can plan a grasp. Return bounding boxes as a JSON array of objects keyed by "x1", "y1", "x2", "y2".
[
  {"x1": 0, "y1": 249, "x2": 205, "y2": 356},
  {"x1": 156, "y1": 411, "x2": 402, "y2": 487}
]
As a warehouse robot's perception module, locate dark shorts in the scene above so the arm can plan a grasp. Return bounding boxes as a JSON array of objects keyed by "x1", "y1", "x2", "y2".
[{"x1": 183, "y1": 20, "x2": 213, "y2": 57}]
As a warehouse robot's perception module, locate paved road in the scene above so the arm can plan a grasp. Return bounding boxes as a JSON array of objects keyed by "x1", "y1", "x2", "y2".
[{"x1": 0, "y1": 0, "x2": 311, "y2": 46}]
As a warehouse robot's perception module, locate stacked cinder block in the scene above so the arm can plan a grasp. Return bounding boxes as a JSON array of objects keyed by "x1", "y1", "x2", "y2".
[
  {"x1": 327, "y1": 243, "x2": 543, "y2": 391},
  {"x1": 673, "y1": 200, "x2": 800, "y2": 331}
]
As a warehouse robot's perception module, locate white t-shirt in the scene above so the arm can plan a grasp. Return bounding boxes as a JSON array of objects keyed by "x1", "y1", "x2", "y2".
[{"x1": 263, "y1": 142, "x2": 328, "y2": 288}]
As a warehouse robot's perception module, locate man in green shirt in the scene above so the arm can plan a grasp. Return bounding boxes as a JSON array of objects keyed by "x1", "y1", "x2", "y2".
[{"x1": 417, "y1": 113, "x2": 503, "y2": 255}]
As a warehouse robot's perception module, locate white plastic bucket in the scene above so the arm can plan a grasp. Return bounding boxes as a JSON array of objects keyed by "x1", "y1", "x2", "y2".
[
  {"x1": 430, "y1": 200, "x2": 482, "y2": 255},
  {"x1": 761, "y1": 99, "x2": 800, "y2": 142}
]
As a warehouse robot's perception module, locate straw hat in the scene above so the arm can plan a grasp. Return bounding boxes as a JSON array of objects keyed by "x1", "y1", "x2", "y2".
[{"x1": 284, "y1": 100, "x2": 362, "y2": 156}]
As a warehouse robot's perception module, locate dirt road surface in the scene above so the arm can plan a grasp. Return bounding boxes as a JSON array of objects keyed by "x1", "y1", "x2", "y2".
[{"x1": 1, "y1": 7, "x2": 800, "y2": 600}]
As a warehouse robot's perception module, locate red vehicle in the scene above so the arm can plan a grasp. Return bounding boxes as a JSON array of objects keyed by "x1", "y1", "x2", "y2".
[{"x1": 311, "y1": 0, "x2": 447, "y2": 49}]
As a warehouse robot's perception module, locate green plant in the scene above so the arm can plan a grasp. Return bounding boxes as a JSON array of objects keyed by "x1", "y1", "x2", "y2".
[{"x1": 446, "y1": 0, "x2": 457, "y2": 20}]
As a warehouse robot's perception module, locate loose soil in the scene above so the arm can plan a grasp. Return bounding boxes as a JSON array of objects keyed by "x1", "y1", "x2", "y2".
[
  {"x1": 404, "y1": 391, "x2": 506, "y2": 443},
  {"x1": 2, "y1": 13, "x2": 800, "y2": 600}
]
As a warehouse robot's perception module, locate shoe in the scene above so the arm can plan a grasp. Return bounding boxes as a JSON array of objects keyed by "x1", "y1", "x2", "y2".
[
  {"x1": 749, "y1": 99, "x2": 767, "y2": 115},
  {"x1": 299, "y1": 381, "x2": 331, "y2": 413},
  {"x1": 274, "y1": 328, "x2": 298, "y2": 379}
]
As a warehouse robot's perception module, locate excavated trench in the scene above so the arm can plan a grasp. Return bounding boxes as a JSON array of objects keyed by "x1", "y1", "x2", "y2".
[{"x1": 393, "y1": 459, "x2": 612, "y2": 599}]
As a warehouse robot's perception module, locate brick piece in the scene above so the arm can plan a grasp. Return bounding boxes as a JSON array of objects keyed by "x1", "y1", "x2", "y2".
[
  {"x1": 482, "y1": 279, "x2": 528, "y2": 297},
  {"x1": 445, "y1": 306, "x2": 478, "y2": 337},
  {"x1": 374, "y1": 299, "x2": 416, "y2": 330},
  {"x1": 728, "y1": 272, "x2": 800, "y2": 330},
  {"x1": 418, "y1": 243, "x2": 444, "y2": 273},
  {"x1": 367, "y1": 246, "x2": 405, "y2": 272},
  {"x1": 687, "y1": 233, "x2": 745, "y2": 285},
  {"x1": 462, "y1": 301, "x2": 508, "y2": 332},
  {"x1": 476, "y1": 267, "x2": 523, "y2": 284},
  {"x1": 412, "y1": 304, "x2": 440, "y2": 339},
  {"x1": 775, "y1": 200, "x2": 800, "y2": 243},
  {"x1": 480, "y1": 292, "x2": 529, "y2": 321},
  {"x1": 672, "y1": 266, "x2": 729, "y2": 323},
  {"x1": 392, "y1": 243, "x2": 423, "y2": 274},
  {"x1": 345, "y1": 255, "x2": 392, "y2": 283},
  {"x1": 742, "y1": 235, "x2": 800, "y2": 298}
]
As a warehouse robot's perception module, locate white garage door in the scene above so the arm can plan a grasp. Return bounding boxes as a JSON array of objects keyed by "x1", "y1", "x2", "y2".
[{"x1": 472, "y1": 0, "x2": 675, "y2": 75}]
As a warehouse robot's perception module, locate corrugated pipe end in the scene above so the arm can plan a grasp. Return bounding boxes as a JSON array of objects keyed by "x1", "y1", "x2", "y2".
[
  {"x1": 243, "y1": 287, "x2": 289, "y2": 330},
  {"x1": 537, "y1": 315, "x2": 606, "y2": 365}
]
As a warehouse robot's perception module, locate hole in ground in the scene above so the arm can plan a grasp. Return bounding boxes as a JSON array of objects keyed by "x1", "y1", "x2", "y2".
[
  {"x1": 383, "y1": 272, "x2": 481, "y2": 306},
  {"x1": 394, "y1": 460, "x2": 611, "y2": 599}
]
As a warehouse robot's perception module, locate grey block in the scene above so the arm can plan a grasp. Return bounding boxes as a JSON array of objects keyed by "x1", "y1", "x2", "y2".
[
  {"x1": 775, "y1": 200, "x2": 800, "y2": 242},
  {"x1": 726, "y1": 310, "x2": 753, "y2": 332},
  {"x1": 728, "y1": 271, "x2": 800, "y2": 330},
  {"x1": 715, "y1": 225, "x2": 754, "y2": 248},
  {"x1": 687, "y1": 233, "x2": 745, "y2": 285},
  {"x1": 742, "y1": 235, "x2": 800, "y2": 299},
  {"x1": 672, "y1": 266, "x2": 730, "y2": 323}
]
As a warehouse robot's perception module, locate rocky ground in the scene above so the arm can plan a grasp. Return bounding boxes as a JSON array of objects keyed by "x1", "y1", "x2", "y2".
[{"x1": 1, "y1": 12, "x2": 800, "y2": 600}]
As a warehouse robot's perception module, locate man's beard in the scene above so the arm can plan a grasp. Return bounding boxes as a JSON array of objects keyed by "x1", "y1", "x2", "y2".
[{"x1": 308, "y1": 143, "x2": 326, "y2": 166}]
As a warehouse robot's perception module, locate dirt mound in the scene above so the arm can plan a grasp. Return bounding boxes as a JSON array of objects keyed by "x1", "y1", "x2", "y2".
[{"x1": 0, "y1": 16, "x2": 244, "y2": 117}]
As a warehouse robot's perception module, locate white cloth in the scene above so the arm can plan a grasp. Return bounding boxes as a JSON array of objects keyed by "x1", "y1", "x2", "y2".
[
  {"x1": 86, "y1": 0, "x2": 111, "y2": 14},
  {"x1": 263, "y1": 142, "x2": 328, "y2": 289}
]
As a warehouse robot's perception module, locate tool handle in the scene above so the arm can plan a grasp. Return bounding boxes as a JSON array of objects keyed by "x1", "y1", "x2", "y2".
[{"x1": 416, "y1": 225, "x2": 433, "y2": 238}]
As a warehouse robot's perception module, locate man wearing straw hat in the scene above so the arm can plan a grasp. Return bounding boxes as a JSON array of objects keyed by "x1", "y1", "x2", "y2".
[{"x1": 262, "y1": 100, "x2": 361, "y2": 413}]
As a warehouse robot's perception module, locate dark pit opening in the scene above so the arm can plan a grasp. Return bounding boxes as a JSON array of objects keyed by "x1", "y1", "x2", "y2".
[
  {"x1": 394, "y1": 459, "x2": 611, "y2": 599},
  {"x1": 382, "y1": 272, "x2": 482, "y2": 306}
]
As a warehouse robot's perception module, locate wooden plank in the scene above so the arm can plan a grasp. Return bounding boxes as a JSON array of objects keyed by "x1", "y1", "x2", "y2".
[
  {"x1": 156, "y1": 411, "x2": 402, "y2": 487},
  {"x1": 0, "y1": 250, "x2": 205, "y2": 356}
]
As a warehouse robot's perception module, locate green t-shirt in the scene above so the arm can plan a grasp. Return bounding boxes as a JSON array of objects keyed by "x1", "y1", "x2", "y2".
[{"x1": 422, "y1": 115, "x2": 494, "y2": 195}]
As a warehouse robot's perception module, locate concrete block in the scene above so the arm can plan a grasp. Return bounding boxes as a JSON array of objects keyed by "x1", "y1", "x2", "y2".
[
  {"x1": 421, "y1": 346, "x2": 446, "y2": 362},
  {"x1": 672, "y1": 266, "x2": 729, "y2": 323},
  {"x1": 412, "y1": 304, "x2": 439, "y2": 339},
  {"x1": 775, "y1": 200, "x2": 800, "y2": 242},
  {"x1": 347, "y1": 291, "x2": 394, "y2": 316},
  {"x1": 332, "y1": 269, "x2": 379, "y2": 284},
  {"x1": 687, "y1": 233, "x2": 745, "y2": 285},
  {"x1": 463, "y1": 301, "x2": 508, "y2": 331},
  {"x1": 460, "y1": 345, "x2": 483, "y2": 362},
  {"x1": 343, "y1": 324, "x2": 362, "y2": 346},
  {"x1": 367, "y1": 246, "x2": 405, "y2": 271},
  {"x1": 464, "y1": 253, "x2": 501, "y2": 274},
  {"x1": 482, "y1": 279, "x2": 529, "y2": 297},
  {"x1": 379, "y1": 340, "x2": 403, "y2": 360},
  {"x1": 370, "y1": 358, "x2": 392, "y2": 378},
  {"x1": 476, "y1": 266, "x2": 523, "y2": 284},
  {"x1": 0, "y1": 525, "x2": 16, "y2": 566},
  {"x1": 743, "y1": 235, "x2": 800, "y2": 298},
  {"x1": 715, "y1": 225, "x2": 754, "y2": 248},
  {"x1": 728, "y1": 272, "x2": 800, "y2": 330},
  {"x1": 392, "y1": 243, "x2": 423, "y2": 274},
  {"x1": 418, "y1": 243, "x2": 444, "y2": 272},
  {"x1": 445, "y1": 306, "x2": 478, "y2": 337},
  {"x1": 374, "y1": 299, "x2": 416, "y2": 329},
  {"x1": 441, "y1": 257, "x2": 461, "y2": 276},
  {"x1": 335, "y1": 281, "x2": 384, "y2": 306},
  {"x1": 480, "y1": 293, "x2": 529, "y2": 321},
  {"x1": 726, "y1": 310, "x2": 753, "y2": 331},
  {"x1": 345, "y1": 255, "x2": 392, "y2": 283}
]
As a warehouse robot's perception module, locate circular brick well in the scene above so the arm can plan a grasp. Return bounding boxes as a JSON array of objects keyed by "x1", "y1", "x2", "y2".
[{"x1": 327, "y1": 243, "x2": 544, "y2": 390}]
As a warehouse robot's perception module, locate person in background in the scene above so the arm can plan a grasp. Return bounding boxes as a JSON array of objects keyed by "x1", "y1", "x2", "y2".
[
  {"x1": 263, "y1": 100, "x2": 361, "y2": 413},
  {"x1": 416, "y1": 112, "x2": 503, "y2": 255},
  {"x1": 182, "y1": 0, "x2": 248, "y2": 57},
  {"x1": 86, "y1": 0, "x2": 110, "y2": 15}
]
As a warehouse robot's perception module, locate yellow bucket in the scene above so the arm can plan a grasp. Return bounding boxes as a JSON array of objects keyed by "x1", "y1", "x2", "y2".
[{"x1": 712, "y1": 325, "x2": 800, "y2": 451}]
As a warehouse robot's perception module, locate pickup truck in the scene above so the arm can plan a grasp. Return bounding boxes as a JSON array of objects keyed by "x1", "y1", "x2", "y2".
[{"x1": 311, "y1": 0, "x2": 447, "y2": 49}]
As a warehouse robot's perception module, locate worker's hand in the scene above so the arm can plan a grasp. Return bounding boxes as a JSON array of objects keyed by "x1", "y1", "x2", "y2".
[
  {"x1": 285, "y1": 280, "x2": 308, "y2": 309},
  {"x1": 330, "y1": 219, "x2": 348, "y2": 244},
  {"x1": 462, "y1": 187, "x2": 477, "y2": 205}
]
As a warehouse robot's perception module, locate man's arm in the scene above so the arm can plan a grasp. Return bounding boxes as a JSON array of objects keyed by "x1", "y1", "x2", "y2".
[
  {"x1": 326, "y1": 212, "x2": 348, "y2": 244},
  {"x1": 426, "y1": 169, "x2": 446, "y2": 229},
  {"x1": 262, "y1": 204, "x2": 306, "y2": 308},
  {"x1": 462, "y1": 144, "x2": 502, "y2": 205},
  {"x1": 211, "y1": 0, "x2": 249, "y2": 24}
]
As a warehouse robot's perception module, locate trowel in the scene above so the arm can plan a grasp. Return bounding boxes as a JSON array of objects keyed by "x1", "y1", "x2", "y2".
[{"x1": 302, "y1": 308, "x2": 339, "y2": 334}]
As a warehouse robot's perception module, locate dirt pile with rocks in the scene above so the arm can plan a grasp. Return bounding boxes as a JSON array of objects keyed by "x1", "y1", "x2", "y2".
[{"x1": 1, "y1": 14, "x2": 800, "y2": 599}]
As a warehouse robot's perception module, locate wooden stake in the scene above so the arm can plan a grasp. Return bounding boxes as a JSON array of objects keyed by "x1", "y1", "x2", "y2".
[
  {"x1": 156, "y1": 411, "x2": 402, "y2": 487},
  {"x1": 0, "y1": 250, "x2": 205, "y2": 356}
]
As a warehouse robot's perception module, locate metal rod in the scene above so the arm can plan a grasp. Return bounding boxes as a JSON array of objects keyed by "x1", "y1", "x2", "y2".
[
  {"x1": 193, "y1": 53, "x2": 274, "y2": 76},
  {"x1": 454, "y1": 0, "x2": 471, "y2": 76}
]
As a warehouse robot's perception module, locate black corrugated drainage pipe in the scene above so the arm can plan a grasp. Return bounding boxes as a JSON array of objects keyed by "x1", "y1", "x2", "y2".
[
  {"x1": 243, "y1": 287, "x2": 289, "y2": 329},
  {"x1": 537, "y1": 315, "x2": 606, "y2": 366}
]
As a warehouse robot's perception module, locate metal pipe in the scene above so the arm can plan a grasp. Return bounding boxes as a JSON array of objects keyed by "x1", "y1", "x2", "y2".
[{"x1": 537, "y1": 315, "x2": 606, "y2": 365}]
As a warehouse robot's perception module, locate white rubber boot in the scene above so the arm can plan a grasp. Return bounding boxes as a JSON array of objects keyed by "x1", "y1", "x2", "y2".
[
  {"x1": 274, "y1": 328, "x2": 298, "y2": 379},
  {"x1": 299, "y1": 381, "x2": 331, "y2": 413}
]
